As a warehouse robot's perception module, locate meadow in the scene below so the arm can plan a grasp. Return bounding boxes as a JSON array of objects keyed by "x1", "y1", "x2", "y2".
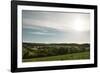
[{"x1": 22, "y1": 43, "x2": 90, "y2": 62}]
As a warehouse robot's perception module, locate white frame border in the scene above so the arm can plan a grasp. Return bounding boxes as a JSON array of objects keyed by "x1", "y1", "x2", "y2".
[{"x1": 17, "y1": 5, "x2": 94, "y2": 68}]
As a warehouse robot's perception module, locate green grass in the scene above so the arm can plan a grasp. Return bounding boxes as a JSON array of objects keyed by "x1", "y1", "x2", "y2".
[{"x1": 22, "y1": 51, "x2": 90, "y2": 62}]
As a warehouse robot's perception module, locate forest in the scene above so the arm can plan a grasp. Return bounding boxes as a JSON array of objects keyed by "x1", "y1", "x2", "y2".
[{"x1": 22, "y1": 43, "x2": 90, "y2": 62}]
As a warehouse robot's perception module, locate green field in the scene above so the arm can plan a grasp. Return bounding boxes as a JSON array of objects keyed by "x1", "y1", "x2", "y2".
[{"x1": 23, "y1": 51, "x2": 90, "y2": 62}]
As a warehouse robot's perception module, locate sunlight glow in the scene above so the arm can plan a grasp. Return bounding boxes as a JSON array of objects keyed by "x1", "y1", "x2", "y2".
[{"x1": 73, "y1": 18, "x2": 87, "y2": 31}]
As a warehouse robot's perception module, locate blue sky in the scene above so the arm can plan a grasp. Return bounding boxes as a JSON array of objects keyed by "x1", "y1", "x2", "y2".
[{"x1": 22, "y1": 10, "x2": 90, "y2": 43}]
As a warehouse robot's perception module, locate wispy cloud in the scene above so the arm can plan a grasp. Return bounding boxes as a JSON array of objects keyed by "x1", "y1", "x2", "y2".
[
  {"x1": 22, "y1": 10, "x2": 90, "y2": 31},
  {"x1": 22, "y1": 10, "x2": 90, "y2": 43}
]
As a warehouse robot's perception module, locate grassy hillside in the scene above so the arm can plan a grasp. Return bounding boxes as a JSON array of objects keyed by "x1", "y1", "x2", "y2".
[
  {"x1": 23, "y1": 51, "x2": 90, "y2": 62},
  {"x1": 22, "y1": 43, "x2": 90, "y2": 59}
]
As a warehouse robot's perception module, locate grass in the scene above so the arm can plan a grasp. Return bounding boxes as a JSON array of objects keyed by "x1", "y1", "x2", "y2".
[{"x1": 22, "y1": 51, "x2": 90, "y2": 62}]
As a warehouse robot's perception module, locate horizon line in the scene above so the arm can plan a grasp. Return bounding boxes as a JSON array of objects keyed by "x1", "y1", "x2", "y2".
[{"x1": 22, "y1": 42, "x2": 90, "y2": 44}]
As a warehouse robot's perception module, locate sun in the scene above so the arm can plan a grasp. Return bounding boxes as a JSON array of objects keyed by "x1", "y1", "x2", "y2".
[{"x1": 72, "y1": 18, "x2": 86, "y2": 31}]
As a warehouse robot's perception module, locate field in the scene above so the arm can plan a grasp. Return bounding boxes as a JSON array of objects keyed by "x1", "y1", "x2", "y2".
[
  {"x1": 23, "y1": 52, "x2": 90, "y2": 62},
  {"x1": 22, "y1": 43, "x2": 90, "y2": 62}
]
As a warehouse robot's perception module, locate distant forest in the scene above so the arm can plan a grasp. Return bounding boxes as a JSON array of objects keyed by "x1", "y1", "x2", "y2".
[{"x1": 22, "y1": 43, "x2": 90, "y2": 60}]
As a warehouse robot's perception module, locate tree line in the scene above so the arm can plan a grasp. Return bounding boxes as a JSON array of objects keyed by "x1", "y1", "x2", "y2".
[{"x1": 22, "y1": 43, "x2": 90, "y2": 59}]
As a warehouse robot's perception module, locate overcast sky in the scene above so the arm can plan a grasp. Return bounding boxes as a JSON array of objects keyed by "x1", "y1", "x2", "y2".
[{"x1": 22, "y1": 10, "x2": 90, "y2": 43}]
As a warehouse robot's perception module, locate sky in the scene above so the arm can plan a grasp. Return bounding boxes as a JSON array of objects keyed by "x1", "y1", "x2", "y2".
[{"x1": 22, "y1": 10, "x2": 90, "y2": 44}]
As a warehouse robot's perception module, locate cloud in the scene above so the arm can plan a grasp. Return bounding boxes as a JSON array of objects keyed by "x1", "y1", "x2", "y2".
[
  {"x1": 22, "y1": 10, "x2": 90, "y2": 43},
  {"x1": 22, "y1": 10, "x2": 90, "y2": 31}
]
